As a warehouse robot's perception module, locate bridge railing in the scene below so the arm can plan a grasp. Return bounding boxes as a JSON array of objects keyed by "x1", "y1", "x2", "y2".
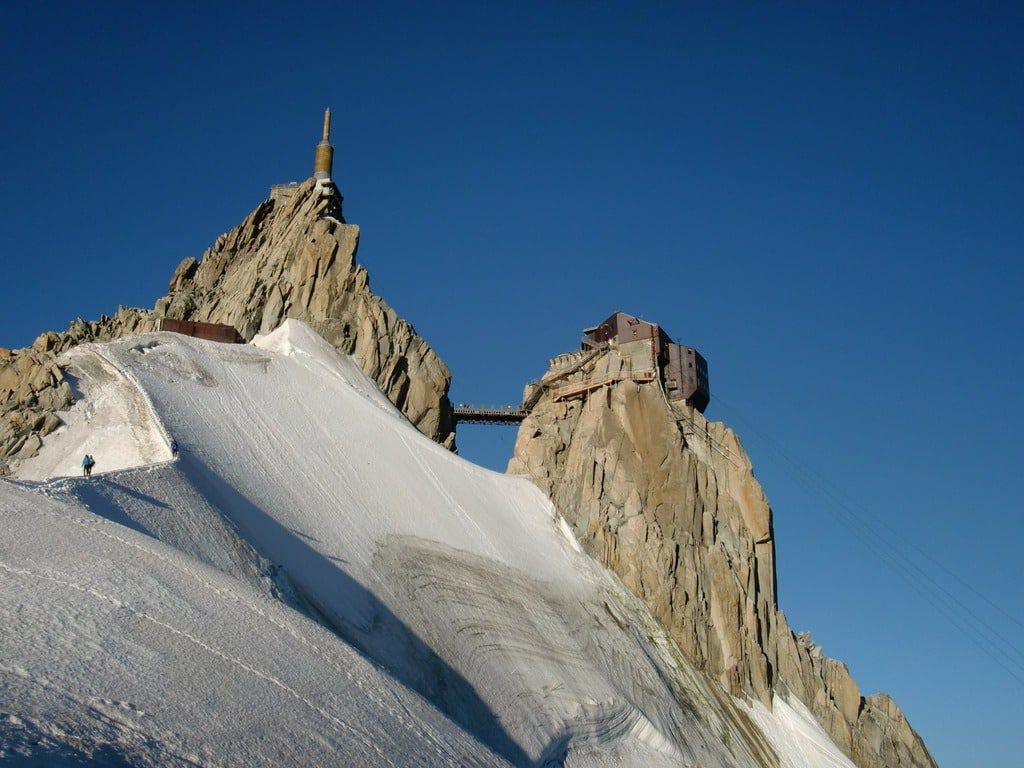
[{"x1": 453, "y1": 404, "x2": 528, "y2": 424}]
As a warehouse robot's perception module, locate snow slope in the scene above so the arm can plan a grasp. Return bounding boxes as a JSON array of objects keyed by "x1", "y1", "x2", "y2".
[
  {"x1": 1, "y1": 321, "x2": 855, "y2": 767},
  {"x1": 15, "y1": 344, "x2": 170, "y2": 481},
  {"x1": 0, "y1": 481, "x2": 509, "y2": 767}
]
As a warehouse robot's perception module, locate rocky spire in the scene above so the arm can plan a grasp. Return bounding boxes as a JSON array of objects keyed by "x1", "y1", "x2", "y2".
[
  {"x1": 153, "y1": 179, "x2": 454, "y2": 447},
  {"x1": 508, "y1": 343, "x2": 936, "y2": 768},
  {"x1": 2, "y1": 159, "x2": 455, "y2": 474}
]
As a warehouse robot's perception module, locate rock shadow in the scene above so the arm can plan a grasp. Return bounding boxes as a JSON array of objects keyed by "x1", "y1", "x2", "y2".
[{"x1": 178, "y1": 453, "x2": 536, "y2": 768}]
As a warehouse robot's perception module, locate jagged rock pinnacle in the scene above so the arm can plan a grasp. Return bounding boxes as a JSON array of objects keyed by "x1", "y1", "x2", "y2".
[
  {"x1": 509, "y1": 343, "x2": 937, "y2": 768},
  {"x1": 1, "y1": 179, "x2": 455, "y2": 472}
]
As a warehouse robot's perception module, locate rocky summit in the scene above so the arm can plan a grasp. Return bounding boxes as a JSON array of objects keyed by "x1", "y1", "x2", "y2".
[
  {"x1": 508, "y1": 341, "x2": 936, "y2": 768},
  {"x1": 0, "y1": 179, "x2": 453, "y2": 474},
  {"x1": 0, "y1": 160, "x2": 937, "y2": 767}
]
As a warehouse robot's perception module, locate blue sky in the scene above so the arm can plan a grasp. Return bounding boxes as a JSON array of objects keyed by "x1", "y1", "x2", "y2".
[{"x1": 2, "y1": 3, "x2": 1022, "y2": 764}]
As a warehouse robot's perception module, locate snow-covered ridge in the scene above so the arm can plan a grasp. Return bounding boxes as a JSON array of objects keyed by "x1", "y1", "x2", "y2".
[{"x1": 1, "y1": 320, "x2": 853, "y2": 767}]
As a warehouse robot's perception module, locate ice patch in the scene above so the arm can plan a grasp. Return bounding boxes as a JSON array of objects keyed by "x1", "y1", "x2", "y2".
[{"x1": 740, "y1": 695, "x2": 856, "y2": 768}]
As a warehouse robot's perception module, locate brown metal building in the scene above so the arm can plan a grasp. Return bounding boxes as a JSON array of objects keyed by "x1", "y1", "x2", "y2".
[
  {"x1": 664, "y1": 342, "x2": 710, "y2": 412},
  {"x1": 159, "y1": 318, "x2": 244, "y2": 344},
  {"x1": 582, "y1": 311, "x2": 709, "y2": 413},
  {"x1": 583, "y1": 311, "x2": 666, "y2": 350}
]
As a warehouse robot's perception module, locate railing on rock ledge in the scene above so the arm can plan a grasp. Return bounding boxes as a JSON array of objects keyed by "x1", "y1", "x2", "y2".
[{"x1": 551, "y1": 369, "x2": 657, "y2": 402}]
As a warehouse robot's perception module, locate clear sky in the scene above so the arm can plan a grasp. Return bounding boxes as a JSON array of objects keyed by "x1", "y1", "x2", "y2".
[{"x1": 2, "y1": 3, "x2": 1022, "y2": 765}]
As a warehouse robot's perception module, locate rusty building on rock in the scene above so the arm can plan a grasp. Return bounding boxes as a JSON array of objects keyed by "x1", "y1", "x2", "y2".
[
  {"x1": 454, "y1": 310, "x2": 710, "y2": 426},
  {"x1": 582, "y1": 311, "x2": 710, "y2": 412}
]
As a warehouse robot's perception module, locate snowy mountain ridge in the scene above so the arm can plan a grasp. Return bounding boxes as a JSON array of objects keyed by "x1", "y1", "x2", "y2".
[{"x1": 1, "y1": 319, "x2": 852, "y2": 767}]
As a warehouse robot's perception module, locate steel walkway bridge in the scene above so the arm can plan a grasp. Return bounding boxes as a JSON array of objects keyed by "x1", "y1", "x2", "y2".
[
  {"x1": 452, "y1": 405, "x2": 528, "y2": 425},
  {"x1": 453, "y1": 343, "x2": 624, "y2": 426}
]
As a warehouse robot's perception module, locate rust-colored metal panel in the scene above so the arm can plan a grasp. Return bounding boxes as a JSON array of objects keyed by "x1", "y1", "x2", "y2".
[
  {"x1": 665, "y1": 343, "x2": 686, "y2": 401},
  {"x1": 583, "y1": 312, "x2": 622, "y2": 346},
  {"x1": 584, "y1": 311, "x2": 662, "y2": 347},
  {"x1": 674, "y1": 345, "x2": 710, "y2": 413},
  {"x1": 159, "y1": 318, "x2": 244, "y2": 344}
]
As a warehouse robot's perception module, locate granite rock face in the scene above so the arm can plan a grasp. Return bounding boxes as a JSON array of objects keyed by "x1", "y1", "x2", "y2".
[
  {"x1": 0, "y1": 179, "x2": 454, "y2": 473},
  {"x1": 508, "y1": 344, "x2": 936, "y2": 768},
  {"x1": 151, "y1": 181, "x2": 454, "y2": 448},
  {"x1": 0, "y1": 344, "x2": 72, "y2": 475}
]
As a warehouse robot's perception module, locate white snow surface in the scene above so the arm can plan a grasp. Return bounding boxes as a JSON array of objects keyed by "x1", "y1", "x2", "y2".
[
  {"x1": 1, "y1": 320, "x2": 854, "y2": 767},
  {"x1": 743, "y1": 697, "x2": 856, "y2": 768},
  {"x1": 16, "y1": 344, "x2": 170, "y2": 480}
]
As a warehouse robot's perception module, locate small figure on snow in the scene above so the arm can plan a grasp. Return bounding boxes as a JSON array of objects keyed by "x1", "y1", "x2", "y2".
[
  {"x1": 81, "y1": 454, "x2": 95, "y2": 477},
  {"x1": 170, "y1": 439, "x2": 179, "y2": 458}
]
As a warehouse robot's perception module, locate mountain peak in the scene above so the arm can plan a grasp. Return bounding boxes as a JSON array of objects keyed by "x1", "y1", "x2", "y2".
[
  {"x1": 509, "y1": 333, "x2": 937, "y2": 768},
  {"x1": 1, "y1": 169, "x2": 454, "y2": 475}
]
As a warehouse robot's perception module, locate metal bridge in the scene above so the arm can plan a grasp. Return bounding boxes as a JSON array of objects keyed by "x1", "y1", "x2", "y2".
[
  {"x1": 453, "y1": 343, "x2": 624, "y2": 426},
  {"x1": 452, "y1": 405, "x2": 528, "y2": 425}
]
